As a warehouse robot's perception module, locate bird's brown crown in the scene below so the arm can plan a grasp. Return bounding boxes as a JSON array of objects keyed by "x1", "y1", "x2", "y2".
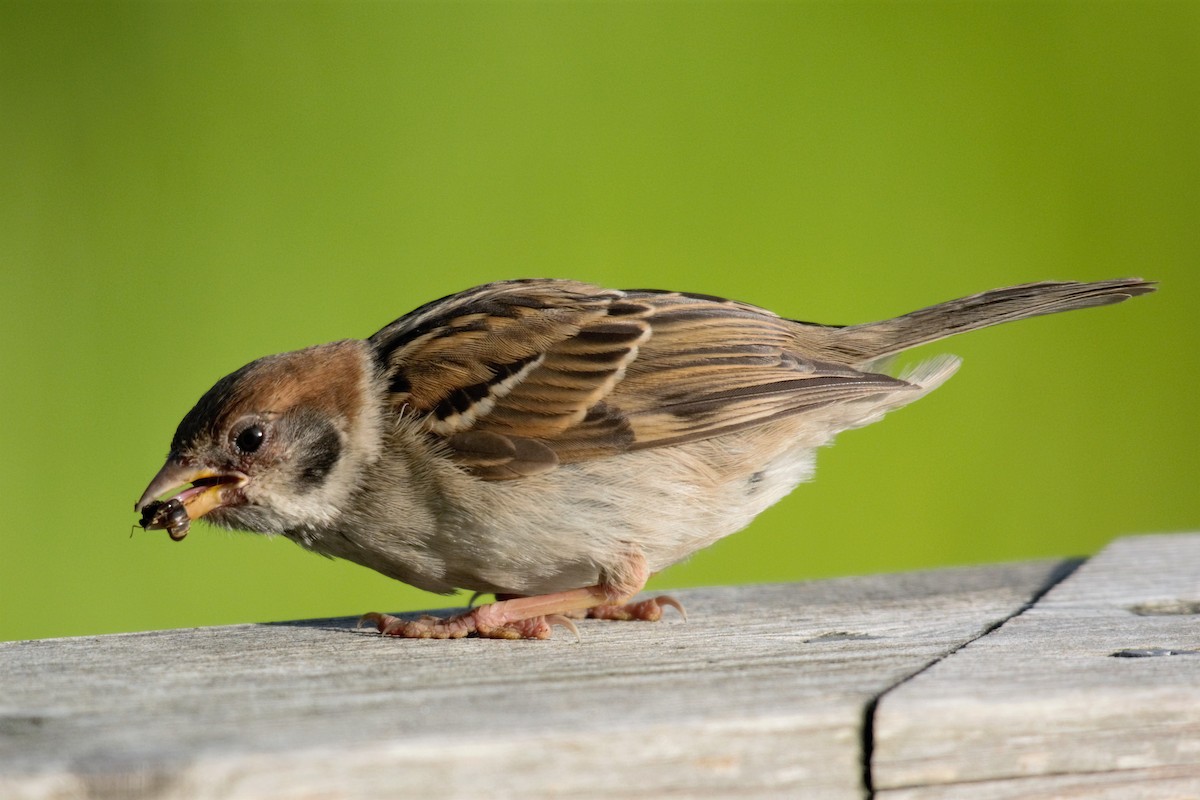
[{"x1": 170, "y1": 340, "x2": 367, "y2": 454}]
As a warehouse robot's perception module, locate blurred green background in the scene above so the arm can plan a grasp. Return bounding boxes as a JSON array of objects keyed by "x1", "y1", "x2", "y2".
[{"x1": 2, "y1": 2, "x2": 1196, "y2": 643}]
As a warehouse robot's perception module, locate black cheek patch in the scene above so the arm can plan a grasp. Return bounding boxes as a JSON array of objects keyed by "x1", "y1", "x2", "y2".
[{"x1": 295, "y1": 423, "x2": 343, "y2": 491}]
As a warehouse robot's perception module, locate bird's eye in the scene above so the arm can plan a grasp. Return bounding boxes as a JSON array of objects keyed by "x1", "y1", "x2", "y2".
[{"x1": 234, "y1": 424, "x2": 266, "y2": 454}]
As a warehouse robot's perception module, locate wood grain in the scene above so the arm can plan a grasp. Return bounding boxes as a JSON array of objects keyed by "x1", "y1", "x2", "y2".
[
  {"x1": 0, "y1": 562, "x2": 1065, "y2": 799},
  {"x1": 874, "y1": 534, "x2": 1200, "y2": 799}
]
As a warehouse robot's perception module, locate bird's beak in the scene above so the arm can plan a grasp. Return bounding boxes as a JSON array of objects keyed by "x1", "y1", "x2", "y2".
[{"x1": 134, "y1": 459, "x2": 248, "y2": 530}]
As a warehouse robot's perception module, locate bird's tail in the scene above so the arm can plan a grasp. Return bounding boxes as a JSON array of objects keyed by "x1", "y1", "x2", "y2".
[{"x1": 819, "y1": 278, "x2": 1155, "y2": 366}]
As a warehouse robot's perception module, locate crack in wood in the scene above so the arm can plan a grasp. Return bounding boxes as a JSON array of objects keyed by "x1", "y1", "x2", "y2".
[{"x1": 860, "y1": 558, "x2": 1085, "y2": 799}]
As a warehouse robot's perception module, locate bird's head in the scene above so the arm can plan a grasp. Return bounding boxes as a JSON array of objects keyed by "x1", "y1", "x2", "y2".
[{"x1": 134, "y1": 340, "x2": 382, "y2": 539}]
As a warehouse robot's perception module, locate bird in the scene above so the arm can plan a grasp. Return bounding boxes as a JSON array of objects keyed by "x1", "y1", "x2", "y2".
[{"x1": 135, "y1": 277, "x2": 1155, "y2": 639}]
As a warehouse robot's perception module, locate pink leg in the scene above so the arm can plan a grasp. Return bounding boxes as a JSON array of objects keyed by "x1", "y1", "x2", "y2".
[
  {"x1": 360, "y1": 585, "x2": 607, "y2": 640},
  {"x1": 360, "y1": 546, "x2": 684, "y2": 640}
]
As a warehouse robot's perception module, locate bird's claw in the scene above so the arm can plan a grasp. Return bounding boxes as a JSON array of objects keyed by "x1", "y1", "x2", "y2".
[
  {"x1": 588, "y1": 595, "x2": 687, "y2": 622},
  {"x1": 545, "y1": 614, "x2": 581, "y2": 642}
]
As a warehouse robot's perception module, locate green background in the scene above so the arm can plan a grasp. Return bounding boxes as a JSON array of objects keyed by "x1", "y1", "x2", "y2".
[{"x1": 2, "y1": 2, "x2": 1196, "y2": 643}]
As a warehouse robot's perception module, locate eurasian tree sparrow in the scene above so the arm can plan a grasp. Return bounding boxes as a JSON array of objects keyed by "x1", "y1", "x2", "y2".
[{"x1": 136, "y1": 278, "x2": 1154, "y2": 639}]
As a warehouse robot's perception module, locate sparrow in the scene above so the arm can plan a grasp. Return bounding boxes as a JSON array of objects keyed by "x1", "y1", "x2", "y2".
[{"x1": 135, "y1": 277, "x2": 1154, "y2": 639}]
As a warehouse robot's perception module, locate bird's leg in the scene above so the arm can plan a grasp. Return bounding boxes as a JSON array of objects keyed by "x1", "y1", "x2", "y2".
[
  {"x1": 361, "y1": 546, "x2": 683, "y2": 639},
  {"x1": 579, "y1": 557, "x2": 686, "y2": 622},
  {"x1": 491, "y1": 595, "x2": 686, "y2": 623},
  {"x1": 360, "y1": 586, "x2": 607, "y2": 640}
]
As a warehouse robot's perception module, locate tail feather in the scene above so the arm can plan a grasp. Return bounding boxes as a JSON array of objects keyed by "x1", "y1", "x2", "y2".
[
  {"x1": 898, "y1": 354, "x2": 962, "y2": 392},
  {"x1": 823, "y1": 278, "x2": 1155, "y2": 366}
]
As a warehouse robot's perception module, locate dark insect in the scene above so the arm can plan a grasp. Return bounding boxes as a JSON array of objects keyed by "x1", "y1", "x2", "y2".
[{"x1": 139, "y1": 498, "x2": 191, "y2": 541}]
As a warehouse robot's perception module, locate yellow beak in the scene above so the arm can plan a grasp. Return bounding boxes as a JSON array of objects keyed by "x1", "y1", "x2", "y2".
[{"x1": 134, "y1": 460, "x2": 248, "y2": 535}]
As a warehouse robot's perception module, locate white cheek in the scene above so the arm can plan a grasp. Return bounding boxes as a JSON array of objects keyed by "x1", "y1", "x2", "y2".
[{"x1": 241, "y1": 363, "x2": 388, "y2": 538}]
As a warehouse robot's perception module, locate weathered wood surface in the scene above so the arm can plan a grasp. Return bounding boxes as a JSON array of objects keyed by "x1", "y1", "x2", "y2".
[
  {"x1": 874, "y1": 534, "x2": 1200, "y2": 799},
  {"x1": 0, "y1": 561, "x2": 1066, "y2": 799},
  {"x1": 1, "y1": 534, "x2": 1197, "y2": 799}
]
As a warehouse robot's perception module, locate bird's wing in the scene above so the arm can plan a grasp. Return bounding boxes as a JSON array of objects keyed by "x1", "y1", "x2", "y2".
[{"x1": 370, "y1": 279, "x2": 916, "y2": 479}]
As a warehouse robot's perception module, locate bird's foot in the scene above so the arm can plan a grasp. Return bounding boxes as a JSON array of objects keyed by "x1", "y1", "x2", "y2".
[
  {"x1": 359, "y1": 608, "x2": 580, "y2": 641},
  {"x1": 359, "y1": 558, "x2": 678, "y2": 641},
  {"x1": 587, "y1": 595, "x2": 687, "y2": 622}
]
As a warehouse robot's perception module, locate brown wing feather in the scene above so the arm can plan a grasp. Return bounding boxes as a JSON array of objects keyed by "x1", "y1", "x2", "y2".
[{"x1": 369, "y1": 280, "x2": 916, "y2": 479}]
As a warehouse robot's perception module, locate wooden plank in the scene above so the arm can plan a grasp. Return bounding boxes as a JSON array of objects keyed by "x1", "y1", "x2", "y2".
[
  {"x1": 874, "y1": 766, "x2": 1200, "y2": 800},
  {"x1": 0, "y1": 562, "x2": 1065, "y2": 800},
  {"x1": 874, "y1": 533, "x2": 1200, "y2": 799}
]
